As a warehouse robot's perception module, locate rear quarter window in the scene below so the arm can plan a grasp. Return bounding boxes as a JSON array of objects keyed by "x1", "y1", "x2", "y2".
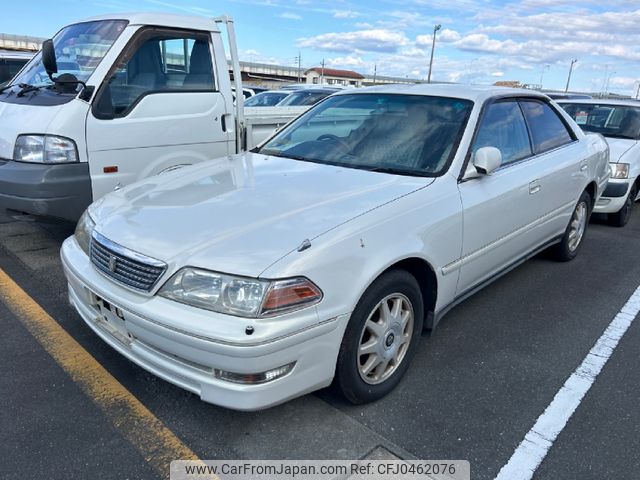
[{"x1": 519, "y1": 100, "x2": 574, "y2": 154}]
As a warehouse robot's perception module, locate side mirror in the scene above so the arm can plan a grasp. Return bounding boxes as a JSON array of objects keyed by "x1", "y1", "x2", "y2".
[
  {"x1": 41, "y1": 39, "x2": 58, "y2": 78},
  {"x1": 473, "y1": 146, "x2": 502, "y2": 175}
]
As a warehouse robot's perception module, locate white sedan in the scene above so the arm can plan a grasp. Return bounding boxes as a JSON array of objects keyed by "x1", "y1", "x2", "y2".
[
  {"x1": 559, "y1": 99, "x2": 640, "y2": 226},
  {"x1": 62, "y1": 85, "x2": 609, "y2": 410}
]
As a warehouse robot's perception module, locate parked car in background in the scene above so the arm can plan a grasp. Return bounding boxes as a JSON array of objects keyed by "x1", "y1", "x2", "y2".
[
  {"x1": 62, "y1": 85, "x2": 608, "y2": 410},
  {"x1": 280, "y1": 83, "x2": 344, "y2": 91},
  {"x1": 0, "y1": 50, "x2": 33, "y2": 87},
  {"x1": 277, "y1": 87, "x2": 340, "y2": 106},
  {"x1": 559, "y1": 99, "x2": 640, "y2": 226},
  {"x1": 244, "y1": 90, "x2": 290, "y2": 107},
  {"x1": 0, "y1": 13, "x2": 307, "y2": 222}
]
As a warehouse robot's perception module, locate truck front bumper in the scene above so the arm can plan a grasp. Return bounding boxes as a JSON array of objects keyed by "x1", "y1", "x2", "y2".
[
  {"x1": 61, "y1": 237, "x2": 347, "y2": 411},
  {"x1": 0, "y1": 160, "x2": 92, "y2": 222}
]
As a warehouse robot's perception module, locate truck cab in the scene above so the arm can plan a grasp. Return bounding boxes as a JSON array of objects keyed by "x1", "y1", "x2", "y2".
[{"x1": 0, "y1": 13, "x2": 245, "y2": 221}]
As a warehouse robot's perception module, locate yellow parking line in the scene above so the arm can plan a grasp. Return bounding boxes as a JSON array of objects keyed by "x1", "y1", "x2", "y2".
[{"x1": 0, "y1": 268, "x2": 210, "y2": 480}]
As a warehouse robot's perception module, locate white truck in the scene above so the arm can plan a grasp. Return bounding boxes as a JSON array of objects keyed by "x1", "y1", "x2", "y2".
[{"x1": 0, "y1": 13, "x2": 307, "y2": 221}]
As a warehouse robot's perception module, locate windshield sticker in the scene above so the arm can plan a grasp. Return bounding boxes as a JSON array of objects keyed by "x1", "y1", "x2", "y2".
[{"x1": 575, "y1": 112, "x2": 588, "y2": 125}]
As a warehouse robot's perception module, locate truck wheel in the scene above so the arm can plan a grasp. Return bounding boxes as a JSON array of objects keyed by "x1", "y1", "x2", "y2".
[
  {"x1": 336, "y1": 270, "x2": 423, "y2": 404},
  {"x1": 608, "y1": 184, "x2": 637, "y2": 228},
  {"x1": 554, "y1": 191, "x2": 591, "y2": 262}
]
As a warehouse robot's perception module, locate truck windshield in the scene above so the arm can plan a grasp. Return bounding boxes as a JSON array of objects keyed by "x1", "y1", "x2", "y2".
[
  {"x1": 561, "y1": 103, "x2": 640, "y2": 140},
  {"x1": 258, "y1": 93, "x2": 474, "y2": 177},
  {"x1": 11, "y1": 20, "x2": 127, "y2": 89}
]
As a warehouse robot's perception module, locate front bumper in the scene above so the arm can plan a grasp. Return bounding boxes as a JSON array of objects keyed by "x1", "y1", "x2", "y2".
[
  {"x1": 594, "y1": 179, "x2": 634, "y2": 214},
  {"x1": 0, "y1": 160, "x2": 92, "y2": 221},
  {"x1": 61, "y1": 237, "x2": 347, "y2": 410}
]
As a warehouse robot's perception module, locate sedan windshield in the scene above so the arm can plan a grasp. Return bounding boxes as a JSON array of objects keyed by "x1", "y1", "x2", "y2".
[
  {"x1": 244, "y1": 91, "x2": 289, "y2": 107},
  {"x1": 258, "y1": 93, "x2": 474, "y2": 176},
  {"x1": 561, "y1": 103, "x2": 640, "y2": 140},
  {"x1": 11, "y1": 20, "x2": 127, "y2": 89},
  {"x1": 277, "y1": 90, "x2": 335, "y2": 106}
]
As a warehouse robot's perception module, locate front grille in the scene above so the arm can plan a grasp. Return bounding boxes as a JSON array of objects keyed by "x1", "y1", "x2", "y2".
[{"x1": 90, "y1": 232, "x2": 167, "y2": 292}]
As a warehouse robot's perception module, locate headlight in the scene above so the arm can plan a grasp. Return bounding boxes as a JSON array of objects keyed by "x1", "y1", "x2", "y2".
[
  {"x1": 610, "y1": 163, "x2": 630, "y2": 179},
  {"x1": 14, "y1": 134, "x2": 79, "y2": 163},
  {"x1": 159, "y1": 268, "x2": 323, "y2": 318},
  {"x1": 74, "y1": 209, "x2": 95, "y2": 256}
]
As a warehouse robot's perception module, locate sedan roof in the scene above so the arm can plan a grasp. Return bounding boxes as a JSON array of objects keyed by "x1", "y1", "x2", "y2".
[{"x1": 334, "y1": 83, "x2": 549, "y2": 103}]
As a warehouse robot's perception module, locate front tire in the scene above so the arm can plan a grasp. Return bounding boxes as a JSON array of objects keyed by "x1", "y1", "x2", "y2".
[
  {"x1": 554, "y1": 191, "x2": 591, "y2": 262},
  {"x1": 336, "y1": 270, "x2": 424, "y2": 404},
  {"x1": 608, "y1": 184, "x2": 637, "y2": 228}
]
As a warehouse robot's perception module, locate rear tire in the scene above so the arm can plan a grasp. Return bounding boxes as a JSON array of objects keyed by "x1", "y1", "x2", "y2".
[
  {"x1": 608, "y1": 184, "x2": 637, "y2": 228},
  {"x1": 554, "y1": 191, "x2": 591, "y2": 262},
  {"x1": 336, "y1": 270, "x2": 424, "y2": 404}
]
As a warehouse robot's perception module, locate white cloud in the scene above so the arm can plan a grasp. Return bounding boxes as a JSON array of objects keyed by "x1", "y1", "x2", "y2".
[
  {"x1": 491, "y1": 71, "x2": 505, "y2": 77},
  {"x1": 297, "y1": 29, "x2": 409, "y2": 53},
  {"x1": 416, "y1": 28, "x2": 460, "y2": 46},
  {"x1": 333, "y1": 10, "x2": 360, "y2": 19},
  {"x1": 278, "y1": 12, "x2": 302, "y2": 20},
  {"x1": 327, "y1": 55, "x2": 366, "y2": 68}
]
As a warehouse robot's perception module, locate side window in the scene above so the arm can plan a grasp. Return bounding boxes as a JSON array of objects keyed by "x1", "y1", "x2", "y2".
[
  {"x1": 519, "y1": 100, "x2": 573, "y2": 154},
  {"x1": 95, "y1": 29, "x2": 215, "y2": 118},
  {"x1": 472, "y1": 100, "x2": 532, "y2": 166}
]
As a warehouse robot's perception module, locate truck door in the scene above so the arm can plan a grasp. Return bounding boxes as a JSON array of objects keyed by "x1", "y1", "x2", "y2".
[{"x1": 85, "y1": 28, "x2": 232, "y2": 200}]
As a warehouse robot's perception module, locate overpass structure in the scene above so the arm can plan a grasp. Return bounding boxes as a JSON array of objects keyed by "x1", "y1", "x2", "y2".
[
  {"x1": 234, "y1": 60, "x2": 422, "y2": 88},
  {"x1": 0, "y1": 34, "x2": 45, "y2": 52}
]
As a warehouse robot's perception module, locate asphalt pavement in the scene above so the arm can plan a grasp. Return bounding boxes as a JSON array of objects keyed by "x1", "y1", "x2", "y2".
[{"x1": 0, "y1": 207, "x2": 638, "y2": 480}]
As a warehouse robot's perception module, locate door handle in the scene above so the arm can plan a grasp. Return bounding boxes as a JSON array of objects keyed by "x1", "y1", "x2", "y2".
[
  {"x1": 529, "y1": 181, "x2": 541, "y2": 195},
  {"x1": 580, "y1": 161, "x2": 588, "y2": 172}
]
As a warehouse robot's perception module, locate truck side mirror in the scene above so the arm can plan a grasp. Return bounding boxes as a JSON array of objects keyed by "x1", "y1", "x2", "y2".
[{"x1": 42, "y1": 39, "x2": 58, "y2": 79}]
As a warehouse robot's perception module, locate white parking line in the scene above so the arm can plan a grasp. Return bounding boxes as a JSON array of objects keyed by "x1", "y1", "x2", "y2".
[{"x1": 495, "y1": 286, "x2": 640, "y2": 480}]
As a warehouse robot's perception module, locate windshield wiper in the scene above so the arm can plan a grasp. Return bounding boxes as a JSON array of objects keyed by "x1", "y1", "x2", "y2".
[
  {"x1": 362, "y1": 165, "x2": 431, "y2": 177},
  {"x1": 258, "y1": 150, "x2": 311, "y2": 162},
  {"x1": 16, "y1": 83, "x2": 46, "y2": 97}
]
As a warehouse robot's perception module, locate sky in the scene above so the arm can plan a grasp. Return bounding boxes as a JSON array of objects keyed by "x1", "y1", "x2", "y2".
[{"x1": 2, "y1": 0, "x2": 639, "y2": 96}]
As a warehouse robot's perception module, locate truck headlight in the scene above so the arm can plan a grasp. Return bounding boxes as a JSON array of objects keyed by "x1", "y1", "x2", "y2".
[
  {"x1": 14, "y1": 134, "x2": 79, "y2": 164},
  {"x1": 610, "y1": 163, "x2": 630, "y2": 179},
  {"x1": 74, "y1": 210, "x2": 96, "y2": 256},
  {"x1": 159, "y1": 268, "x2": 323, "y2": 318}
]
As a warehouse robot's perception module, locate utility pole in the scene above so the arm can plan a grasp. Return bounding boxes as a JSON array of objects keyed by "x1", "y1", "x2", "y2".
[
  {"x1": 373, "y1": 64, "x2": 377, "y2": 85},
  {"x1": 320, "y1": 58, "x2": 325, "y2": 85},
  {"x1": 294, "y1": 51, "x2": 302, "y2": 83},
  {"x1": 427, "y1": 24, "x2": 441, "y2": 84},
  {"x1": 636, "y1": 81, "x2": 640, "y2": 100},
  {"x1": 564, "y1": 58, "x2": 577, "y2": 93}
]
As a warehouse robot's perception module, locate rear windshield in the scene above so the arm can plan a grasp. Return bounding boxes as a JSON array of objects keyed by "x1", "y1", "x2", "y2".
[{"x1": 561, "y1": 103, "x2": 640, "y2": 140}]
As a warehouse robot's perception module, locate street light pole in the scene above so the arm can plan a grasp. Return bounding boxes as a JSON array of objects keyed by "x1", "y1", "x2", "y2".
[
  {"x1": 564, "y1": 58, "x2": 577, "y2": 93},
  {"x1": 636, "y1": 81, "x2": 640, "y2": 100},
  {"x1": 604, "y1": 70, "x2": 616, "y2": 96},
  {"x1": 427, "y1": 24, "x2": 441, "y2": 84},
  {"x1": 539, "y1": 64, "x2": 550, "y2": 90}
]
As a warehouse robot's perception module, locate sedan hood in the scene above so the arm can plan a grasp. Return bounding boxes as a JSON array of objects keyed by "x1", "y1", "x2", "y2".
[
  {"x1": 91, "y1": 153, "x2": 431, "y2": 277},
  {"x1": 606, "y1": 137, "x2": 638, "y2": 163}
]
